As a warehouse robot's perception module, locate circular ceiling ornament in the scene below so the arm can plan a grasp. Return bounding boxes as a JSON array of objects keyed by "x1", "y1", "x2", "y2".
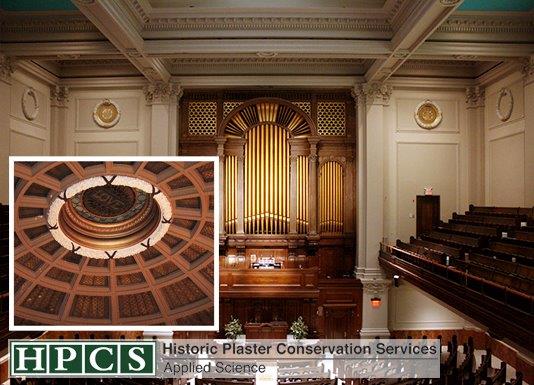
[
  {"x1": 93, "y1": 99, "x2": 121, "y2": 128},
  {"x1": 496, "y1": 88, "x2": 513, "y2": 122},
  {"x1": 47, "y1": 175, "x2": 172, "y2": 259},
  {"x1": 415, "y1": 100, "x2": 442, "y2": 129},
  {"x1": 22, "y1": 87, "x2": 40, "y2": 121}
]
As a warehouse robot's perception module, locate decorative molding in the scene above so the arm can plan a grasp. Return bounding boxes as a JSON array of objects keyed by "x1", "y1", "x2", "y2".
[
  {"x1": 0, "y1": 16, "x2": 98, "y2": 35},
  {"x1": 50, "y1": 85, "x2": 69, "y2": 107},
  {"x1": 47, "y1": 175, "x2": 172, "y2": 260},
  {"x1": 496, "y1": 87, "x2": 513, "y2": 122},
  {"x1": 21, "y1": 87, "x2": 40, "y2": 121},
  {"x1": 354, "y1": 81, "x2": 393, "y2": 106},
  {"x1": 465, "y1": 86, "x2": 485, "y2": 108},
  {"x1": 0, "y1": 55, "x2": 15, "y2": 83},
  {"x1": 437, "y1": 14, "x2": 534, "y2": 35},
  {"x1": 144, "y1": 82, "x2": 183, "y2": 105},
  {"x1": 439, "y1": 0, "x2": 462, "y2": 6},
  {"x1": 93, "y1": 99, "x2": 121, "y2": 128},
  {"x1": 144, "y1": 17, "x2": 392, "y2": 33},
  {"x1": 361, "y1": 279, "x2": 390, "y2": 295},
  {"x1": 522, "y1": 56, "x2": 534, "y2": 85},
  {"x1": 414, "y1": 100, "x2": 442, "y2": 129}
]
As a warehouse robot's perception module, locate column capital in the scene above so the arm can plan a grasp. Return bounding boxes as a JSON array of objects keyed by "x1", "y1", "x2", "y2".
[
  {"x1": 144, "y1": 82, "x2": 183, "y2": 105},
  {"x1": 465, "y1": 86, "x2": 485, "y2": 109},
  {"x1": 353, "y1": 82, "x2": 392, "y2": 106},
  {"x1": 50, "y1": 85, "x2": 69, "y2": 107},
  {"x1": 0, "y1": 55, "x2": 15, "y2": 84},
  {"x1": 360, "y1": 278, "x2": 390, "y2": 295},
  {"x1": 522, "y1": 55, "x2": 534, "y2": 85}
]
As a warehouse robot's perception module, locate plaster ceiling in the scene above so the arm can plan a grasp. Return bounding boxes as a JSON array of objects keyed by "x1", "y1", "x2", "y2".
[{"x1": 13, "y1": 161, "x2": 215, "y2": 326}]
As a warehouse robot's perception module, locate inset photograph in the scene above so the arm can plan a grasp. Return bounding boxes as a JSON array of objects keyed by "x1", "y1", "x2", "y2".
[{"x1": 10, "y1": 158, "x2": 217, "y2": 330}]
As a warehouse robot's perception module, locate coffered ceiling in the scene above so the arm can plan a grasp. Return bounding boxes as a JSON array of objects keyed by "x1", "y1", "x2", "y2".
[
  {"x1": 13, "y1": 161, "x2": 215, "y2": 327},
  {"x1": 0, "y1": 0, "x2": 533, "y2": 80}
]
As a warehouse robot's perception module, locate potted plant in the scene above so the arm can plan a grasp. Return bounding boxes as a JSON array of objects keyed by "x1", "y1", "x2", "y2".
[
  {"x1": 289, "y1": 316, "x2": 309, "y2": 341},
  {"x1": 224, "y1": 316, "x2": 243, "y2": 340}
]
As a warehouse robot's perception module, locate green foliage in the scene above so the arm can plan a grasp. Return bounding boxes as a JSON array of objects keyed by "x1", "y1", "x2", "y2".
[
  {"x1": 290, "y1": 316, "x2": 309, "y2": 340},
  {"x1": 224, "y1": 316, "x2": 243, "y2": 340}
]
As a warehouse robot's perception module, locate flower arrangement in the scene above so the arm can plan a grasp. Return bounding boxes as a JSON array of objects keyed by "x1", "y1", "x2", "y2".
[
  {"x1": 290, "y1": 316, "x2": 309, "y2": 340},
  {"x1": 224, "y1": 316, "x2": 243, "y2": 340}
]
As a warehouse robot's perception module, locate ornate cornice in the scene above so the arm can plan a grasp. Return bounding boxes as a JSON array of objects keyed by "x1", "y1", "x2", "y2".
[
  {"x1": 439, "y1": 0, "x2": 462, "y2": 6},
  {"x1": 144, "y1": 82, "x2": 183, "y2": 105},
  {"x1": 144, "y1": 17, "x2": 392, "y2": 33},
  {"x1": 0, "y1": 16, "x2": 98, "y2": 34},
  {"x1": 353, "y1": 82, "x2": 392, "y2": 106},
  {"x1": 465, "y1": 86, "x2": 485, "y2": 108},
  {"x1": 0, "y1": 55, "x2": 15, "y2": 83},
  {"x1": 437, "y1": 14, "x2": 534, "y2": 34},
  {"x1": 50, "y1": 85, "x2": 69, "y2": 107}
]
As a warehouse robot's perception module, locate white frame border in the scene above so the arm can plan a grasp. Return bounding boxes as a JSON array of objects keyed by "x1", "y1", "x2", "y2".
[{"x1": 9, "y1": 155, "x2": 220, "y2": 332}]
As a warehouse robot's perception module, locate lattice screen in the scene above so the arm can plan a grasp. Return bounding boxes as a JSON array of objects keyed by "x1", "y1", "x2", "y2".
[
  {"x1": 188, "y1": 101, "x2": 217, "y2": 135},
  {"x1": 293, "y1": 101, "x2": 311, "y2": 116},
  {"x1": 317, "y1": 101, "x2": 346, "y2": 136},
  {"x1": 223, "y1": 101, "x2": 243, "y2": 118}
]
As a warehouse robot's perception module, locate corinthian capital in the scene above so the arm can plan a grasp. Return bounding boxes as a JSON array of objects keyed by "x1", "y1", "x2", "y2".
[
  {"x1": 0, "y1": 55, "x2": 15, "y2": 83},
  {"x1": 144, "y1": 82, "x2": 183, "y2": 105},
  {"x1": 523, "y1": 55, "x2": 534, "y2": 85},
  {"x1": 465, "y1": 86, "x2": 485, "y2": 109},
  {"x1": 50, "y1": 85, "x2": 69, "y2": 107},
  {"x1": 353, "y1": 82, "x2": 392, "y2": 106}
]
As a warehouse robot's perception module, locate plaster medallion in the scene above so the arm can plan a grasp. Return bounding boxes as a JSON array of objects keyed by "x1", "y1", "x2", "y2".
[
  {"x1": 415, "y1": 100, "x2": 442, "y2": 129},
  {"x1": 93, "y1": 98, "x2": 121, "y2": 128},
  {"x1": 21, "y1": 87, "x2": 39, "y2": 121},
  {"x1": 496, "y1": 88, "x2": 513, "y2": 122}
]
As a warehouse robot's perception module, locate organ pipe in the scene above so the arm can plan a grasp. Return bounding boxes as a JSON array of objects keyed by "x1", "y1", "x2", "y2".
[
  {"x1": 319, "y1": 161, "x2": 343, "y2": 234},
  {"x1": 244, "y1": 124, "x2": 290, "y2": 234},
  {"x1": 225, "y1": 155, "x2": 237, "y2": 233}
]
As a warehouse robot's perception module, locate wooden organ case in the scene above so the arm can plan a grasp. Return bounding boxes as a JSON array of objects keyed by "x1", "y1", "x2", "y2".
[{"x1": 180, "y1": 90, "x2": 362, "y2": 338}]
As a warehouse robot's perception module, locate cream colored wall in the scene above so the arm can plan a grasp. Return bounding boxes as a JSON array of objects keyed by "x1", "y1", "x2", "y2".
[
  {"x1": 484, "y1": 71, "x2": 528, "y2": 206},
  {"x1": 389, "y1": 282, "x2": 479, "y2": 330},
  {"x1": 64, "y1": 88, "x2": 148, "y2": 156},
  {"x1": 9, "y1": 71, "x2": 51, "y2": 156},
  {"x1": 385, "y1": 89, "x2": 469, "y2": 243}
]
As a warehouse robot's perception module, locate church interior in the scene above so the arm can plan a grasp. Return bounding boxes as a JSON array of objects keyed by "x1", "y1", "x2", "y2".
[{"x1": 0, "y1": 0, "x2": 533, "y2": 384}]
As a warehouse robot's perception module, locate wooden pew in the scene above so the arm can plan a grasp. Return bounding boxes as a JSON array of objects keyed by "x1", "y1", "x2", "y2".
[
  {"x1": 439, "y1": 222, "x2": 500, "y2": 238},
  {"x1": 421, "y1": 230, "x2": 482, "y2": 249},
  {"x1": 488, "y1": 242, "x2": 534, "y2": 260},
  {"x1": 452, "y1": 213, "x2": 520, "y2": 228},
  {"x1": 469, "y1": 205, "x2": 534, "y2": 220},
  {"x1": 410, "y1": 237, "x2": 463, "y2": 258}
]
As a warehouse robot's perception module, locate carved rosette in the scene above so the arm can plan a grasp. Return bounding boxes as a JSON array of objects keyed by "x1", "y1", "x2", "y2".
[
  {"x1": 465, "y1": 86, "x2": 485, "y2": 109},
  {"x1": 144, "y1": 82, "x2": 183, "y2": 105}
]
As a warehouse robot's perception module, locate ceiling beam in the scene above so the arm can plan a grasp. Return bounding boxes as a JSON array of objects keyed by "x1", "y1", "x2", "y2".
[
  {"x1": 365, "y1": 0, "x2": 463, "y2": 82},
  {"x1": 72, "y1": 0, "x2": 170, "y2": 83}
]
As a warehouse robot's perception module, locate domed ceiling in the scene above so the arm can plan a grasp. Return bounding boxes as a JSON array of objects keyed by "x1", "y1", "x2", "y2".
[{"x1": 13, "y1": 161, "x2": 215, "y2": 327}]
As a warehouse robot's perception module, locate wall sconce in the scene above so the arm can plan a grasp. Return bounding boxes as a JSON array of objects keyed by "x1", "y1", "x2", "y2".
[
  {"x1": 227, "y1": 255, "x2": 236, "y2": 265},
  {"x1": 393, "y1": 275, "x2": 400, "y2": 287},
  {"x1": 370, "y1": 297, "x2": 381, "y2": 308}
]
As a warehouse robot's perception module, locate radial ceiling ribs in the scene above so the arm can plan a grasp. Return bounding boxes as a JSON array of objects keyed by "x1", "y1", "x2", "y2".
[{"x1": 13, "y1": 161, "x2": 215, "y2": 327}]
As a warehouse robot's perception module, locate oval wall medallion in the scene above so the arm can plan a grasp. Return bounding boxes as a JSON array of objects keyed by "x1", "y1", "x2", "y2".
[
  {"x1": 21, "y1": 87, "x2": 39, "y2": 121},
  {"x1": 415, "y1": 100, "x2": 442, "y2": 129},
  {"x1": 496, "y1": 88, "x2": 513, "y2": 122},
  {"x1": 93, "y1": 98, "x2": 121, "y2": 128}
]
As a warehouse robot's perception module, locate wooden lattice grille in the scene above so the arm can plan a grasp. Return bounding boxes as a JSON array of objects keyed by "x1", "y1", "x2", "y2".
[
  {"x1": 188, "y1": 101, "x2": 217, "y2": 135},
  {"x1": 319, "y1": 161, "x2": 344, "y2": 234},
  {"x1": 317, "y1": 101, "x2": 346, "y2": 136}
]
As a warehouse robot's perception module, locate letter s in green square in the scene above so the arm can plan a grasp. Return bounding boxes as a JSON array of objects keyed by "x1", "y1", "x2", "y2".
[{"x1": 120, "y1": 343, "x2": 154, "y2": 375}]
